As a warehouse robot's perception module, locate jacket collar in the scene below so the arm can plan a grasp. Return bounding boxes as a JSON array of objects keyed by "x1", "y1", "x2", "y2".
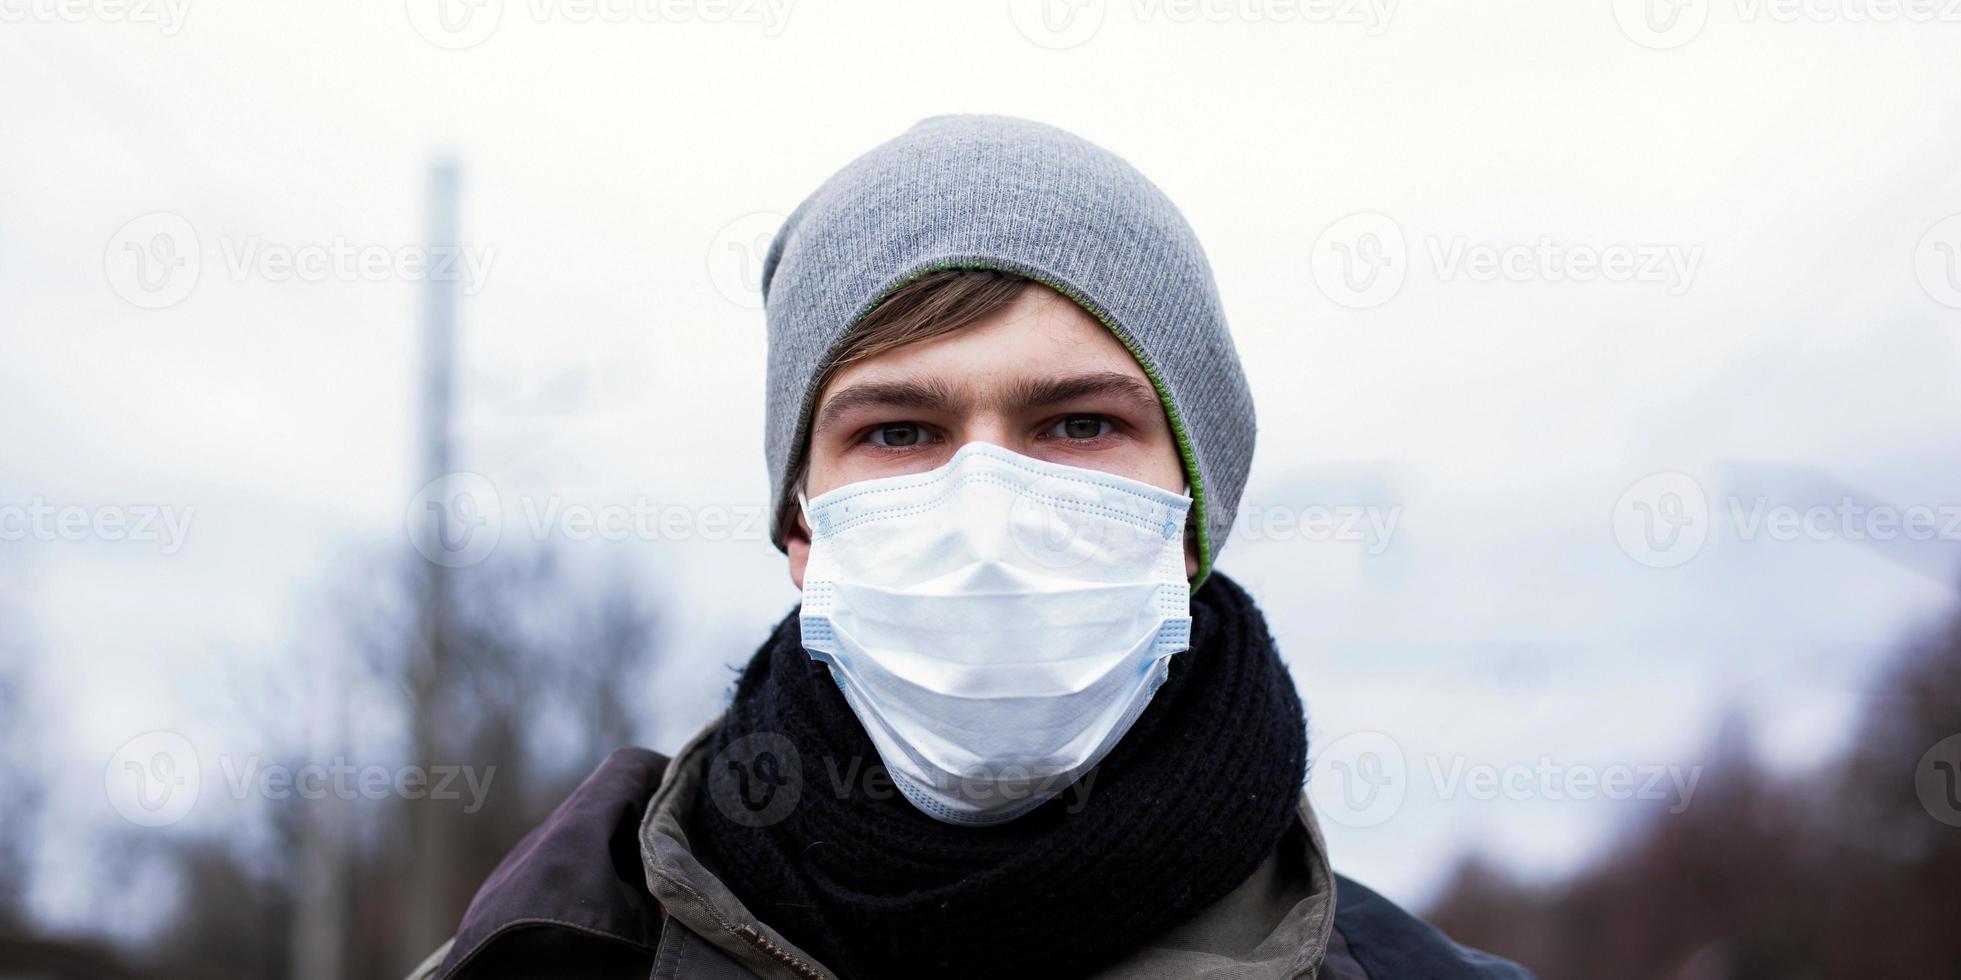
[
  {"x1": 639, "y1": 719, "x2": 1338, "y2": 980},
  {"x1": 439, "y1": 746, "x2": 670, "y2": 977},
  {"x1": 639, "y1": 721, "x2": 838, "y2": 980}
]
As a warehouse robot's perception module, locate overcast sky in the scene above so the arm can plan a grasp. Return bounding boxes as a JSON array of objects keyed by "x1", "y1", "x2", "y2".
[{"x1": 4, "y1": 0, "x2": 1961, "y2": 925}]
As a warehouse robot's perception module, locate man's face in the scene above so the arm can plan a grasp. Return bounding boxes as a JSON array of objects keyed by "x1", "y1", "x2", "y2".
[{"x1": 786, "y1": 284, "x2": 1194, "y2": 588}]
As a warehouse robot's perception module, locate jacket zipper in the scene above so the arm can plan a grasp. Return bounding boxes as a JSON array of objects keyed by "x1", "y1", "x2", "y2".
[{"x1": 735, "y1": 924, "x2": 827, "y2": 980}]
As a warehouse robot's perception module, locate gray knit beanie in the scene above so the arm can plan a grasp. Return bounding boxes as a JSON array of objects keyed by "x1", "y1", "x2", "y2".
[{"x1": 760, "y1": 114, "x2": 1256, "y2": 582}]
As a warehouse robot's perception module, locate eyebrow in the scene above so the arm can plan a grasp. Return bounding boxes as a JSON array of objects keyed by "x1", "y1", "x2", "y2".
[
  {"x1": 811, "y1": 377, "x2": 963, "y2": 436},
  {"x1": 1004, "y1": 371, "x2": 1162, "y2": 417},
  {"x1": 811, "y1": 370, "x2": 1162, "y2": 436}
]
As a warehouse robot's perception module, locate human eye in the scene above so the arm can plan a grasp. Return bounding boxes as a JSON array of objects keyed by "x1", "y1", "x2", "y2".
[
  {"x1": 866, "y1": 422, "x2": 937, "y2": 448},
  {"x1": 1044, "y1": 415, "x2": 1115, "y2": 441}
]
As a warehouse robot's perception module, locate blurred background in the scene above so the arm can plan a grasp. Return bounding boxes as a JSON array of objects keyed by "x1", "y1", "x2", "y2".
[{"x1": 3, "y1": 2, "x2": 1960, "y2": 978}]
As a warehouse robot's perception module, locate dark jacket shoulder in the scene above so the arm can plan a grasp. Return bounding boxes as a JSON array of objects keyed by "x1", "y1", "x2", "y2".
[
  {"x1": 1322, "y1": 874, "x2": 1536, "y2": 980},
  {"x1": 427, "y1": 747, "x2": 671, "y2": 980},
  {"x1": 416, "y1": 747, "x2": 1534, "y2": 980}
]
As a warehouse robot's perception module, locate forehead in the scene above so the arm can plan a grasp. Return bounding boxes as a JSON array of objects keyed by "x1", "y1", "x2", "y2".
[{"x1": 820, "y1": 286, "x2": 1149, "y2": 402}]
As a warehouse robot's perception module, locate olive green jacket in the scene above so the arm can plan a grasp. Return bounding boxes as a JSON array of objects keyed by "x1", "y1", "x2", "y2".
[{"x1": 409, "y1": 720, "x2": 1531, "y2": 980}]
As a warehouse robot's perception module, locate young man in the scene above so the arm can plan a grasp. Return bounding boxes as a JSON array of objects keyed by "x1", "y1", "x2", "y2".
[{"x1": 411, "y1": 116, "x2": 1532, "y2": 980}]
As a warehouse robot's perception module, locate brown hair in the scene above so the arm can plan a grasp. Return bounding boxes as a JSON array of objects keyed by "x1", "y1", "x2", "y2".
[
  {"x1": 784, "y1": 269, "x2": 1031, "y2": 525},
  {"x1": 815, "y1": 267, "x2": 1031, "y2": 393}
]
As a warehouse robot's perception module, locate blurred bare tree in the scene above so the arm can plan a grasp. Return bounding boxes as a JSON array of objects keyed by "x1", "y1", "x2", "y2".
[
  {"x1": 0, "y1": 610, "x2": 138, "y2": 978},
  {"x1": 1427, "y1": 590, "x2": 1961, "y2": 980},
  {"x1": 346, "y1": 544, "x2": 664, "y2": 978},
  {"x1": 0, "y1": 640, "x2": 37, "y2": 931},
  {"x1": 0, "y1": 542, "x2": 663, "y2": 980}
]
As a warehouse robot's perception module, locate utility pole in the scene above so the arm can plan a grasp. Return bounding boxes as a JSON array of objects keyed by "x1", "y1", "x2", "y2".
[
  {"x1": 292, "y1": 160, "x2": 462, "y2": 980},
  {"x1": 402, "y1": 157, "x2": 462, "y2": 968},
  {"x1": 288, "y1": 648, "x2": 350, "y2": 980}
]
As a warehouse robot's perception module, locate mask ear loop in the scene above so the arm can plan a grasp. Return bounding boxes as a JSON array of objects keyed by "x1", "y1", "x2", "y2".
[{"x1": 797, "y1": 491, "x2": 817, "y2": 539}]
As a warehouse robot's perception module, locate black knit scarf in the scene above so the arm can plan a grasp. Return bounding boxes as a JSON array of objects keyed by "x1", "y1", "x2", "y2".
[{"x1": 687, "y1": 572, "x2": 1307, "y2": 980}]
